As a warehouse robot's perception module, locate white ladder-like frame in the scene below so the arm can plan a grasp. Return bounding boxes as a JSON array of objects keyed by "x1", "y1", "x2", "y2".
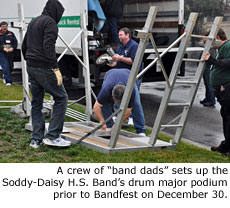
[{"x1": 149, "y1": 15, "x2": 223, "y2": 145}]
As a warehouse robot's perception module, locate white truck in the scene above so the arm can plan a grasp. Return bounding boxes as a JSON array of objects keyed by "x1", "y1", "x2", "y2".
[{"x1": 0, "y1": 0, "x2": 185, "y2": 88}]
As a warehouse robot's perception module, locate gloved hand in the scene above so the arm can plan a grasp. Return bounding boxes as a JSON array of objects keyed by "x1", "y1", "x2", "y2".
[{"x1": 53, "y1": 68, "x2": 63, "y2": 86}]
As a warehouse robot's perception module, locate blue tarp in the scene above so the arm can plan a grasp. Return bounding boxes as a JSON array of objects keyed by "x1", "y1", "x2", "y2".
[{"x1": 88, "y1": 0, "x2": 106, "y2": 31}]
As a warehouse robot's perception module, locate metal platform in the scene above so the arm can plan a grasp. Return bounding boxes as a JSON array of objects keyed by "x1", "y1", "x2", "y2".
[
  {"x1": 22, "y1": 6, "x2": 222, "y2": 154},
  {"x1": 61, "y1": 122, "x2": 176, "y2": 153}
]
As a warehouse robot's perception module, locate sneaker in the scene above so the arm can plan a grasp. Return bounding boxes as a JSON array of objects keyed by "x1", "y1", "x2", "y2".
[
  {"x1": 3, "y1": 79, "x2": 6, "y2": 84},
  {"x1": 138, "y1": 133, "x2": 146, "y2": 137},
  {"x1": 128, "y1": 117, "x2": 134, "y2": 125},
  {"x1": 112, "y1": 116, "x2": 117, "y2": 122},
  {"x1": 43, "y1": 137, "x2": 71, "y2": 147},
  {"x1": 6, "y1": 83, "x2": 11, "y2": 86},
  {"x1": 30, "y1": 139, "x2": 43, "y2": 149}
]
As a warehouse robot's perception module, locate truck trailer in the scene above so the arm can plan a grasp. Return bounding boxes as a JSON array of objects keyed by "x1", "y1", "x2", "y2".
[{"x1": 0, "y1": 0, "x2": 185, "y2": 88}]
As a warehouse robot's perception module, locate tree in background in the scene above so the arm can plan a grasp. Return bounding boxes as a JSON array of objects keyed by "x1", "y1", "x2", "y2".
[{"x1": 185, "y1": 0, "x2": 230, "y2": 42}]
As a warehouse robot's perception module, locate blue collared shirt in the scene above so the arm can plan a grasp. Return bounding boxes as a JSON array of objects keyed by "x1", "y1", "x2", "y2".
[{"x1": 116, "y1": 39, "x2": 143, "y2": 72}]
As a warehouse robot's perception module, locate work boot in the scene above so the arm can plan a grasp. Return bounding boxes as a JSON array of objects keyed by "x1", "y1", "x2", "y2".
[
  {"x1": 211, "y1": 145, "x2": 229, "y2": 153},
  {"x1": 211, "y1": 146, "x2": 221, "y2": 152},
  {"x1": 200, "y1": 99, "x2": 206, "y2": 104}
]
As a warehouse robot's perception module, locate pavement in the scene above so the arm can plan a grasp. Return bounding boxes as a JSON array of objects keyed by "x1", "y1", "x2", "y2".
[{"x1": 139, "y1": 66, "x2": 223, "y2": 150}]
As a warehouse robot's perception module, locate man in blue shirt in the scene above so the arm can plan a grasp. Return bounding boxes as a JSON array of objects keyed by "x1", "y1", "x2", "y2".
[
  {"x1": 0, "y1": 21, "x2": 18, "y2": 86},
  {"x1": 93, "y1": 68, "x2": 146, "y2": 135},
  {"x1": 109, "y1": 28, "x2": 143, "y2": 75},
  {"x1": 108, "y1": 27, "x2": 145, "y2": 134}
]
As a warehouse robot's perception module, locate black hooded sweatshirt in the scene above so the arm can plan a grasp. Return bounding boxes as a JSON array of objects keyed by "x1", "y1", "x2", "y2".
[{"x1": 22, "y1": 0, "x2": 64, "y2": 69}]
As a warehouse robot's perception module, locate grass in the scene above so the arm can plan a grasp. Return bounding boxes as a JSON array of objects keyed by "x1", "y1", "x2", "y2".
[{"x1": 1, "y1": 80, "x2": 230, "y2": 163}]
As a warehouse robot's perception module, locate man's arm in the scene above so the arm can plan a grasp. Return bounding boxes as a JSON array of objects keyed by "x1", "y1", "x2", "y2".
[
  {"x1": 43, "y1": 20, "x2": 59, "y2": 69},
  {"x1": 93, "y1": 100, "x2": 106, "y2": 130},
  {"x1": 203, "y1": 52, "x2": 230, "y2": 68},
  {"x1": 107, "y1": 54, "x2": 133, "y2": 67},
  {"x1": 124, "y1": 108, "x2": 132, "y2": 121},
  {"x1": 110, "y1": 107, "x2": 131, "y2": 133}
]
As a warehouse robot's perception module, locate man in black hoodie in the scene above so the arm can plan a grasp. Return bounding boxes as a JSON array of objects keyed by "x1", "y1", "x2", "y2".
[{"x1": 22, "y1": 0, "x2": 70, "y2": 148}]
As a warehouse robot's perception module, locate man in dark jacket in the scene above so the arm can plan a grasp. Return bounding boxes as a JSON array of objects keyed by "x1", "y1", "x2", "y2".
[
  {"x1": 22, "y1": 0, "x2": 70, "y2": 148},
  {"x1": 100, "y1": 0, "x2": 123, "y2": 44},
  {"x1": 0, "y1": 21, "x2": 18, "y2": 86},
  {"x1": 203, "y1": 28, "x2": 230, "y2": 155}
]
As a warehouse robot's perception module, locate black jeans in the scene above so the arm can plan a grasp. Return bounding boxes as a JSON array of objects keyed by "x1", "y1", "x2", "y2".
[
  {"x1": 27, "y1": 66, "x2": 68, "y2": 141},
  {"x1": 214, "y1": 84, "x2": 230, "y2": 152}
]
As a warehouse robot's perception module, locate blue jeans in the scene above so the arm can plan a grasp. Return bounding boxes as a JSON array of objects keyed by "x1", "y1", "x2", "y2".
[
  {"x1": 107, "y1": 17, "x2": 119, "y2": 44},
  {"x1": 0, "y1": 52, "x2": 13, "y2": 84},
  {"x1": 203, "y1": 67, "x2": 216, "y2": 105},
  {"x1": 105, "y1": 84, "x2": 146, "y2": 133},
  {"x1": 27, "y1": 66, "x2": 68, "y2": 141}
]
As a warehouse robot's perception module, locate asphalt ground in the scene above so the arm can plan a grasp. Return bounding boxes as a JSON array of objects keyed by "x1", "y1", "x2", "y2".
[{"x1": 140, "y1": 69, "x2": 223, "y2": 149}]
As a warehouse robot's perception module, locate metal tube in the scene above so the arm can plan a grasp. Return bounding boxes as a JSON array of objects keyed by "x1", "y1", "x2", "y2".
[
  {"x1": 67, "y1": 96, "x2": 86, "y2": 107},
  {"x1": 191, "y1": 34, "x2": 213, "y2": 39},
  {"x1": 137, "y1": 32, "x2": 186, "y2": 79},
  {"x1": 76, "y1": 109, "x2": 122, "y2": 144},
  {"x1": 58, "y1": 34, "x2": 87, "y2": 69},
  {"x1": 149, "y1": 34, "x2": 170, "y2": 88},
  {"x1": 58, "y1": 29, "x2": 83, "y2": 62}
]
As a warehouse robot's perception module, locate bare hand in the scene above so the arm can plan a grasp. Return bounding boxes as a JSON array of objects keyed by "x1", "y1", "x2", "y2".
[
  {"x1": 203, "y1": 52, "x2": 210, "y2": 61},
  {"x1": 100, "y1": 121, "x2": 107, "y2": 131},
  {"x1": 107, "y1": 61, "x2": 117, "y2": 67},
  {"x1": 3, "y1": 48, "x2": 8, "y2": 52},
  {"x1": 110, "y1": 125, "x2": 114, "y2": 134},
  {"x1": 8, "y1": 47, "x2": 13, "y2": 52},
  {"x1": 112, "y1": 54, "x2": 121, "y2": 62}
]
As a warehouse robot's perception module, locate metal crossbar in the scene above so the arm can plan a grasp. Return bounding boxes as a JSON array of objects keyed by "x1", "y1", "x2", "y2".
[{"x1": 43, "y1": 100, "x2": 87, "y2": 122}]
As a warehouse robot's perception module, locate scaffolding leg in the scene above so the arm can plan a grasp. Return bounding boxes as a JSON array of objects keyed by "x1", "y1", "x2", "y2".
[{"x1": 18, "y1": 3, "x2": 31, "y2": 117}]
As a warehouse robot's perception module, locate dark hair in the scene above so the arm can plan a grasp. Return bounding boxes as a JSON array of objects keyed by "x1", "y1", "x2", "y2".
[
  {"x1": 112, "y1": 84, "x2": 125, "y2": 102},
  {"x1": 217, "y1": 28, "x2": 227, "y2": 41},
  {"x1": 0, "y1": 21, "x2": 8, "y2": 27},
  {"x1": 119, "y1": 27, "x2": 131, "y2": 38}
]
